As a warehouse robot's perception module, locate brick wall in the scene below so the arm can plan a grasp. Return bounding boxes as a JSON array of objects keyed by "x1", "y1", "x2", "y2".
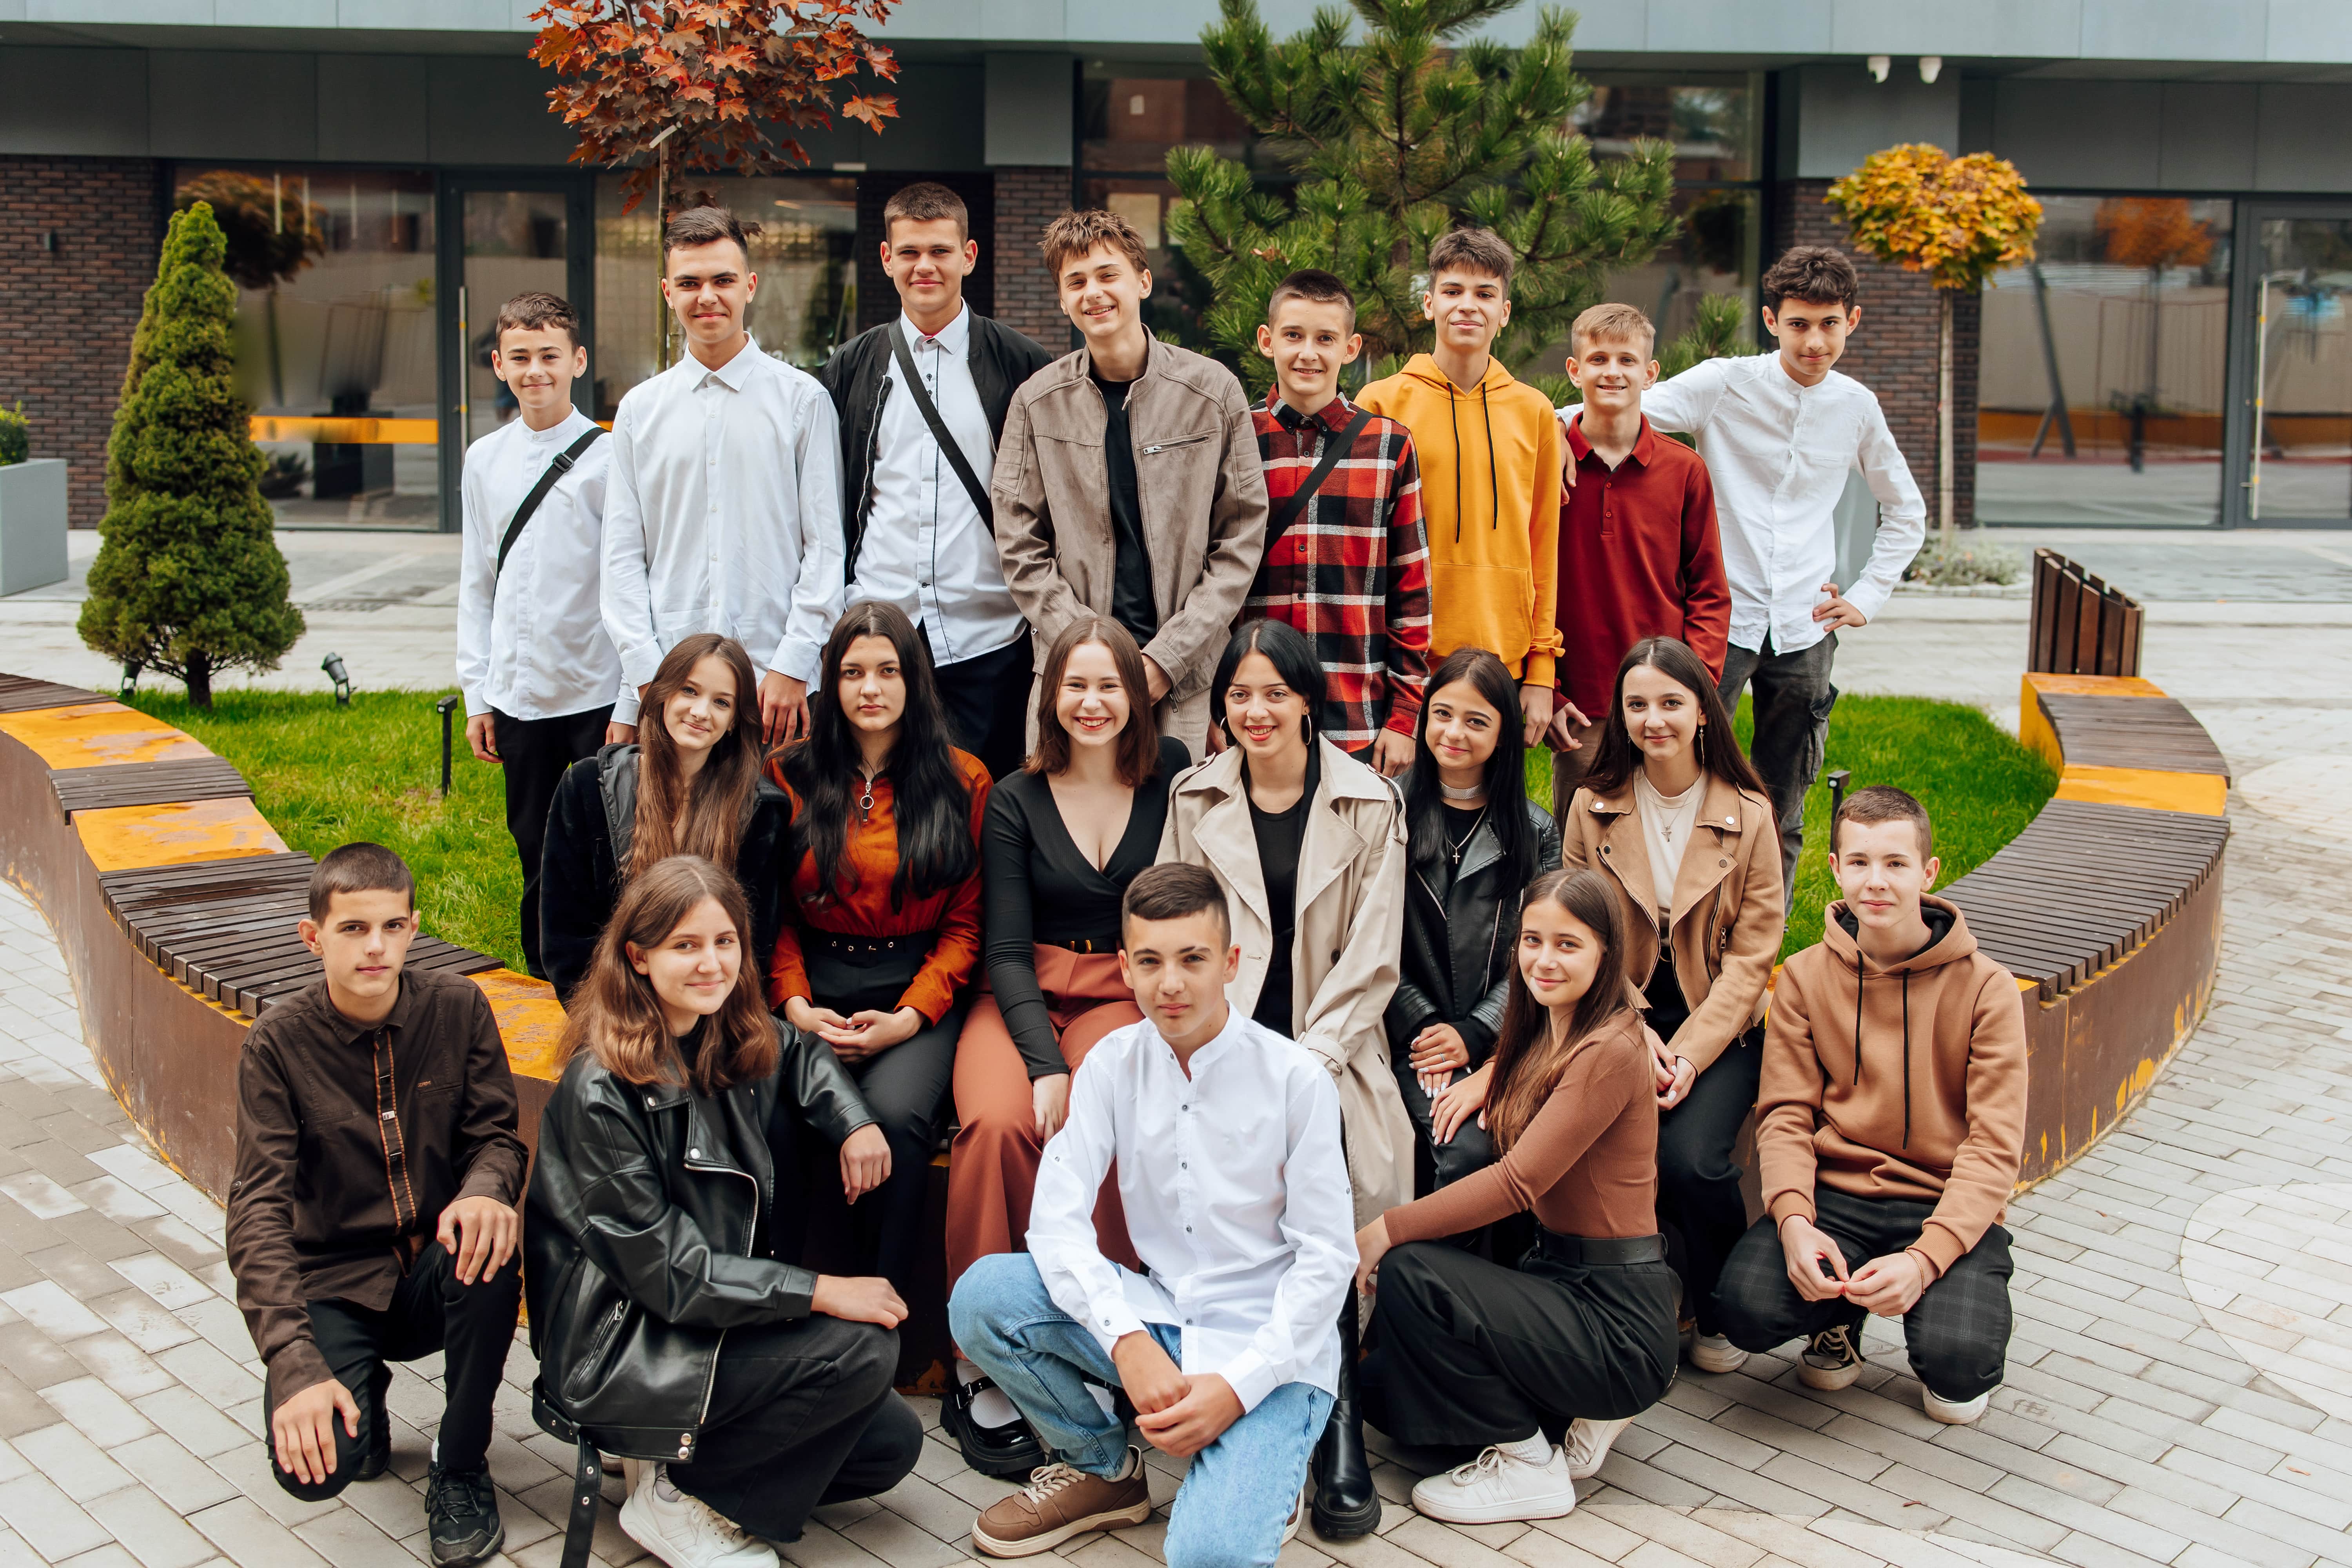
[
  {"x1": 1773, "y1": 178, "x2": 1979, "y2": 530},
  {"x1": 854, "y1": 172, "x2": 999, "y2": 335},
  {"x1": 991, "y1": 167, "x2": 1076, "y2": 350},
  {"x1": 0, "y1": 156, "x2": 163, "y2": 528}
]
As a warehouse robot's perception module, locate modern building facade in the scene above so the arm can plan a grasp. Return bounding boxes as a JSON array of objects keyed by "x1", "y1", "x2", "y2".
[{"x1": 5, "y1": 2, "x2": 2352, "y2": 534}]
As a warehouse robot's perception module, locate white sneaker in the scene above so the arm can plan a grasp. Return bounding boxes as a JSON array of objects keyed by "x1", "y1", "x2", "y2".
[
  {"x1": 1922, "y1": 1387, "x2": 1990, "y2": 1425},
  {"x1": 1283, "y1": 1488, "x2": 1305, "y2": 1544},
  {"x1": 1559, "y1": 1417, "x2": 1632, "y2": 1481},
  {"x1": 1688, "y1": 1333, "x2": 1748, "y2": 1374},
  {"x1": 1797, "y1": 1325, "x2": 1864, "y2": 1390},
  {"x1": 620, "y1": 1462, "x2": 779, "y2": 1568},
  {"x1": 1410, "y1": 1442, "x2": 1578, "y2": 1524}
]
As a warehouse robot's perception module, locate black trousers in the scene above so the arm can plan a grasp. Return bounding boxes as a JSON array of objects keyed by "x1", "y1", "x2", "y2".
[
  {"x1": 932, "y1": 634, "x2": 1032, "y2": 781},
  {"x1": 267, "y1": 1240, "x2": 521, "y2": 1500},
  {"x1": 804, "y1": 941, "x2": 960, "y2": 1294},
  {"x1": 1392, "y1": 1056, "x2": 1500, "y2": 1196},
  {"x1": 669, "y1": 1312, "x2": 924, "y2": 1541},
  {"x1": 494, "y1": 704, "x2": 612, "y2": 978},
  {"x1": 1362, "y1": 1238, "x2": 1677, "y2": 1449},
  {"x1": 1715, "y1": 633, "x2": 1837, "y2": 909},
  {"x1": 1657, "y1": 1027, "x2": 1762, "y2": 1336},
  {"x1": 1712, "y1": 1185, "x2": 2014, "y2": 1401}
]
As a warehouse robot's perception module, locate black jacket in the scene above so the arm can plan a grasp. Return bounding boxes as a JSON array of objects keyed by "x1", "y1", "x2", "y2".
[
  {"x1": 1385, "y1": 801, "x2": 1563, "y2": 1063},
  {"x1": 523, "y1": 1018, "x2": 878, "y2": 1459},
  {"x1": 541, "y1": 744, "x2": 793, "y2": 1001},
  {"x1": 817, "y1": 310, "x2": 1056, "y2": 574}
]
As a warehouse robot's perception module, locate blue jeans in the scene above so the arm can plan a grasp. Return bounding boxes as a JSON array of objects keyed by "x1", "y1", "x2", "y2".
[{"x1": 949, "y1": 1253, "x2": 1333, "y2": 1568}]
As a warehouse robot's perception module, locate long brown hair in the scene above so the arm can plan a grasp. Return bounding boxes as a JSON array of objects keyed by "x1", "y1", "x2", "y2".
[
  {"x1": 631, "y1": 634, "x2": 764, "y2": 876},
  {"x1": 558, "y1": 855, "x2": 780, "y2": 1096},
  {"x1": 1027, "y1": 615, "x2": 1160, "y2": 786},
  {"x1": 1486, "y1": 869, "x2": 1632, "y2": 1152},
  {"x1": 1580, "y1": 636, "x2": 1769, "y2": 803}
]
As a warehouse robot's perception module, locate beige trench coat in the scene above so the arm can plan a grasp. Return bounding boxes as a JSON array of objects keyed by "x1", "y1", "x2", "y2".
[{"x1": 1159, "y1": 739, "x2": 1414, "y2": 1228}]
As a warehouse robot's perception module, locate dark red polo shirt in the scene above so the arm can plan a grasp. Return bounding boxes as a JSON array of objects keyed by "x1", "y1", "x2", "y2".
[{"x1": 1555, "y1": 414, "x2": 1730, "y2": 722}]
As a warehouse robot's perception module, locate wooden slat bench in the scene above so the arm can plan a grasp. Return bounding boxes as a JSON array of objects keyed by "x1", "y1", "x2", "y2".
[{"x1": 53, "y1": 755, "x2": 254, "y2": 818}]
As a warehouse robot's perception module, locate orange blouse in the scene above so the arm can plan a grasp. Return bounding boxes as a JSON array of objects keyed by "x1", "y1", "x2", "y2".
[{"x1": 765, "y1": 746, "x2": 992, "y2": 1024}]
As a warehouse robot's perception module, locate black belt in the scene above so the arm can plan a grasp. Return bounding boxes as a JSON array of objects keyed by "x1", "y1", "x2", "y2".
[
  {"x1": 1535, "y1": 1230, "x2": 1666, "y2": 1265},
  {"x1": 808, "y1": 932, "x2": 924, "y2": 956},
  {"x1": 1041, "y1": 935, "x2": 1117, "y2": 954}
]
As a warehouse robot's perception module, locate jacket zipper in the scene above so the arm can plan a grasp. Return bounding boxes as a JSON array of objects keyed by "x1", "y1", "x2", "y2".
[
  {"x1": 1141, "y1": 433, "x2": 1213, "y2": 455},
  {"x1": 682, "y1": 1152, "x2": 762, "y2": 1426}
]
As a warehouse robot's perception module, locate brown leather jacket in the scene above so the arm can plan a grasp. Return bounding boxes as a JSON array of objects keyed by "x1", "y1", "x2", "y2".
[
  {"x1": 989, "y1": 335, "x2": 1268, "y2": 705},
  {"x1": 1561, "y1": 773, "x2": 1784, "y2": 1075}
]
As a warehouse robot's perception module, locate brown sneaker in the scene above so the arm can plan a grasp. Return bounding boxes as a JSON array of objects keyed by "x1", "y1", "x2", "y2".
[{"x1": 971, "y1": 1448, "x2": 1152, "y2": 1558}]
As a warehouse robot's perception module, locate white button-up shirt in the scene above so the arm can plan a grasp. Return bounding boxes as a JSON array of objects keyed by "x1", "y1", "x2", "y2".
[
  {"x1": 1569, "y1": 352, "x2": 1925, "y2": 656},
  {"x1": 601, "y1": 336, "x2": 846, "y2": 688},
  {"x1": 1029, "y1": 1007, "x2": 1354, "y2": 1414},
  {"x1": 850, "y1": 307, "x2": 1025, "y2": 666},
  {"x1": 456, "y1": 407, "x2": 630, "y2": 722}
]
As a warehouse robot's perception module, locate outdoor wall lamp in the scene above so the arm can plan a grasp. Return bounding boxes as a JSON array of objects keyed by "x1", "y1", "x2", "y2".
[
  {"x1": 321, "y1": 651, "x2": 351, "y2": 707},
  {"x1": 1920, "y1": 56, "x2": 1943, "y2": 83},
  {"x1": 1867, "y1": 55, "x2": 1890, "y2": 83}
]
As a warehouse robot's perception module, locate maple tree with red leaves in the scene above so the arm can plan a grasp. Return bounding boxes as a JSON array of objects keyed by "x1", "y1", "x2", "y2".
[{"x1": 530, "y1": 0, "x2": 902, "y2": 214}]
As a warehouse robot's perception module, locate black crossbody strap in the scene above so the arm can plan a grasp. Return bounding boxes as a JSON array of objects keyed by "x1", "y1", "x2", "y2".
[
  {"x1": 887, "y1": 320, "x2": 994, "y2": 520},
  {"x1": 1267, "y1": 406, "x2": 1376, "y2": 555},
  {"x1": 496, "y1": 425, "x2": 606, "y2": 575}
]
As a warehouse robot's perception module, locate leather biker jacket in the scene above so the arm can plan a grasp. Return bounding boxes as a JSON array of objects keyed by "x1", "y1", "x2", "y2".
[{"x1": 1385, "y1": 800, "x2": 1563, "y2": 1064}]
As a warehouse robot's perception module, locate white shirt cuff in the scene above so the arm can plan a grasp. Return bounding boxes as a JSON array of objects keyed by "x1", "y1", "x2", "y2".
[
  {"x1": 612, "y1": 688, "x2": 641, "y2": 726},
  {"x1": 1219, "y1": 1350, "x2": 1279, "y2": 1414},
  {"x1": 1083, "y1": 1298, "x2": 1150, "y2": 1362}
]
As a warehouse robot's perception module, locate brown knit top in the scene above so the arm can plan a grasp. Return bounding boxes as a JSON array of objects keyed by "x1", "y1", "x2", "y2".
[{"x1": 1380, "y1": 1009, "x2": 1661, "y2": 1244}]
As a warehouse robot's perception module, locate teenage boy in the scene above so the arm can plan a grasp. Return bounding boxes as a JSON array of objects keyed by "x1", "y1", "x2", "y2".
[
  {"x1": 994, "y1": 210, "x2": 1268, "y2": 759},
  {"x1": 603, "y1": 204, "x2": 846, "y2": 747},
  {"x1": 1546, "y1": 301, "x2": 1729, "y2": 809},
  {"x1": 1357, "y1": 226, "x2": 1561, "y2": 747},
  {"x1": 1560, "y1": 248, "x2": 1925, "y2": 901},
  {"x1": 227, "y1": 844, "x2": 525, "y2": 1565},
  {"x1": 820, "y1": 182, "x2": 1056, "y2": 778},
  {"x1": 1711, "y1": 787, "x2": 2025, "y2": 1426},
  {"x1": 455, "y1": 291, "x2": 625, "y2": 980},
  {"x1": 948, "y1": 864, "x2": 1354, "y2": 1566},
  {"x1": 1249, "y1": 269, "x2": 1432, "y2": 776}
]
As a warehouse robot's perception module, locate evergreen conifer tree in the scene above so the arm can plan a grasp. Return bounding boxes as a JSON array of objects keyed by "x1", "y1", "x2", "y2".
[
  {"x1": 80, "y1": 201, "x2": 303, "y2": 708},
  {"x1": 1167, "y1": 0, "x2": 1741, "y2": 400}
]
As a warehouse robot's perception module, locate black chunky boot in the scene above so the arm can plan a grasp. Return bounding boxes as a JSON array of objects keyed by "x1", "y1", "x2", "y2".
[{"x1": 1309, "y1": 1295, "x2": 1381, "y2": 1539}]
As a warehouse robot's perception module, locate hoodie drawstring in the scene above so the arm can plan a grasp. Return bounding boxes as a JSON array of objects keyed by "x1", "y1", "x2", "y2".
[
  {"x1": 1900, "y1": 972, "x2": 1913, "y2": 1152},
  {"x1": 1446, "y1": 387, "x2": 1464, "y2": 543},
  {"x1": 1482, "y1": 381, "x2": 1499, "y2": 531},
  {"x1": 1852, "y1": 963, "x2": 1864, "y2": 1087}
]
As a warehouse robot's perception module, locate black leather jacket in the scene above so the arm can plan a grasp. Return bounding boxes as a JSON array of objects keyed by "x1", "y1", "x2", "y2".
[
  {"x1": 540, "y1": 744, "x2": 794, "y2": 1002},
  {"x1": 522, "y1": 1019, "x2": 878, "y2": 1461},
  {"x1": 1385, "y1": 800, "x2": 1563, "y2": 1063}
]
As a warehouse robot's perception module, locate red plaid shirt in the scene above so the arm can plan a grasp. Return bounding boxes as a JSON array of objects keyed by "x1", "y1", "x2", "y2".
[{"x1": 1247, "y1": 392, "x2": 1432, "y2": 750}]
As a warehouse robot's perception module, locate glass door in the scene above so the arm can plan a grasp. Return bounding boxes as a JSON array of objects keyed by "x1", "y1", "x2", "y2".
[
  {"x1": 2242, "y1": 210, "x2": 2352, "y2": 524},
  {"x1": 436, "y1": 177, "x2": 594, "y2": 530}
]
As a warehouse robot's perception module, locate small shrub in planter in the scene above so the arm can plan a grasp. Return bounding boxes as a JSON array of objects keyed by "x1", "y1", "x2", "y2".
[
  {"x1": 0, "y1": 403, "x2": 27, "y2": 467},
  {"x1": 1906, "y1": 538, "x2": 2024, "y2": 588}
]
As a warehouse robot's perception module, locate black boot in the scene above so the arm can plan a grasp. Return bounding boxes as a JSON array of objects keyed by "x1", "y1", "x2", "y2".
[{"x1": 1310, "y1": 1295, "x2": 1381, "y2": 1539}]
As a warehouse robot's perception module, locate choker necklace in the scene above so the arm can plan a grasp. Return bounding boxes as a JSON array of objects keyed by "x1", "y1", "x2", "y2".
[{"x1": 1438, "y1": 779, "x2": 1485, "y2": 801}]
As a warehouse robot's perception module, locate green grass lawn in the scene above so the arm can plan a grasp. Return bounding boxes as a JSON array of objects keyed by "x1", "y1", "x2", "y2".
[
  {"x1": 1530, "y1": 694, "x2": 2057, "y2": 958},
  {"x1": 130, "y1": 687, "x2": 2053, "y2": 974}
]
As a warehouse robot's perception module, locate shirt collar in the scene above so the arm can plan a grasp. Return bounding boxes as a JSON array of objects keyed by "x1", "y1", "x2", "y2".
[
  {"x1": 523, "y1": 407, "x2": 590, "y2": 446},
  {"x1": 1265, "y1": 389, "x2": 1354, "y2": 432},
  {"x1": 1152, "y1": 1005, "x2": 1247, "y2": 1078},
  {"x1": 900, "y1": 305, "x2": 970, "y2": 358},
  {"x1": 691, "y1": 335, "x2": 765, "y2": 390},
  {"x1": 1566, "y1": 412, "x2": 1658, "y2": 469},
  {"x1": 318, "y1": 974, "x2": 420, "y2": 1047}
]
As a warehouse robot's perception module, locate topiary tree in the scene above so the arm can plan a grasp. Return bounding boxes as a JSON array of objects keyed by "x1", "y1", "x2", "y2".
[
  {"x1": 80, "y1": 201, "x2": 304, "y2": 708},
  {"x1": 1165, "y1": 0, "x2": 1741, "y2": 401}
]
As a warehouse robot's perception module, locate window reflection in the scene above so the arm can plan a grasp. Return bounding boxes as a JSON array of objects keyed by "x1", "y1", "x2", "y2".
[{"x1": 1570, "y1": 78, "x2": 1756, "y2": 183}]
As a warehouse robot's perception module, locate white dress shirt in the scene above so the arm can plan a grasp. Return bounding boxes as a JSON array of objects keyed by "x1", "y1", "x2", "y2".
[
  {"x1": 850, "y1": 306, "x2": 1026, "y2": 666},
  {"x1": 601, "y1": 336, "x2": 847, "y2": 688},
  {"x1": 1029, "y1": 1007, "x2": 1355, "y2": 1414},
  {"x1": 1570, "y1": 352, "x2": 1925, "y2": 656},
  {"x1": 456, "y1": 407, "x2": 630, "y2": 722}
]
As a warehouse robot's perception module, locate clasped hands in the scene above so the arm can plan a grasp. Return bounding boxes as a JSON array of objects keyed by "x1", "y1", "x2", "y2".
[
  {"x1": 1777, "y1": 1213, "x2": 1934, "y2": 1316},
  {"x1": 1112, "y1": 1331, "x2": 1242, "y2": 1459},
  {"x1": 786, "y1": 995, "x2": 924, "y2": 1063}
]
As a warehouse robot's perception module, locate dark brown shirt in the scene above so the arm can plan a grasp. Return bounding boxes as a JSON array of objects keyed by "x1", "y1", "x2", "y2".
[{"x1": 227, "y1": 967, "x2": 525, "y2": 1405}]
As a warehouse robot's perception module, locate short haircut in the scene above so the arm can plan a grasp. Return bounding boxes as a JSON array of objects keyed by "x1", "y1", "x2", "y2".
[
  {"x1": 1762, "y1": 245, "x2": 1859, "y2": 311},
  {"x1": 1041, "y1": 209, "x2": 1151, "y2": 281},
  {"x1": 1210, "y1": 618, "x2": 1328, "y2": 741},
  {"x1": 1122, "y1": 863, "x2": 1230, "y2": 947},
  {"x1": 308, "y1": 842, "x2": 415, "y2": 923},
  {"x1": 664, "y1": 205, "x2": 757, "y2": 268},
  {"x1": 883, "y1": 181, "x2": 969, "y2": 244},
  {"x1": 1833, "y1": 784, "x2": 1935, "y2": 861},
  {"x1": 495, "y1": 291, "x2": 581, "y2": 349},
  {"x1": 1570, "y1": 301, "x2": 1655, "y2": 357},
  {"x1": 1267, "y1": 268, "x2": 1356, "y2": 333},
  {"x1": 1427, "y1": 226, "x2": 1514, "y2": 289},
  {"x1": 1028, "y1": 615, "x2": 1162, "y2": 788}
]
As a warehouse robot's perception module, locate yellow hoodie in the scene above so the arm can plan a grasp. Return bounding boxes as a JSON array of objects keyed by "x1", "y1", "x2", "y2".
[{"x1": 1357, "y1": 353, "x2": 1563, "y2": 684}]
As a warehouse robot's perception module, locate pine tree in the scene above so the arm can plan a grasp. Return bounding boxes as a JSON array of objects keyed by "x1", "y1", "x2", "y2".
[
  {"x1": 80, "y1": 201, "x2": 303, "y2": 708},
  {"x1": 1167, "y1": 0, "x2": 1740, "y2": 401}
]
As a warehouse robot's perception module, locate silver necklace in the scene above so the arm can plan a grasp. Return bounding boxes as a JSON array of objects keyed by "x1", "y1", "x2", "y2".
[{"x1": 1448, "y1": 806, "x2": 1488, "y2": 867}]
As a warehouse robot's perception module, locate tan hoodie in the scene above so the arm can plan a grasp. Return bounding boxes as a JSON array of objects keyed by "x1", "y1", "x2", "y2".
[{"x1": 1757, "y1": 895, "x2": 2027, "y2": 1275}]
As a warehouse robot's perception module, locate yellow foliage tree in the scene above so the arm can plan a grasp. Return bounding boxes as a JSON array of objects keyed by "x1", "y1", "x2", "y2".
[{"x1": 1827, "y1": 143, "x2": 2041, "y2": 538}]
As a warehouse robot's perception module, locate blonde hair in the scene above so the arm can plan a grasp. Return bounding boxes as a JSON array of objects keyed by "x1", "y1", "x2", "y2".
[{"x1": 1571, "y1": 301, "x2": 1656, "y2": 358}]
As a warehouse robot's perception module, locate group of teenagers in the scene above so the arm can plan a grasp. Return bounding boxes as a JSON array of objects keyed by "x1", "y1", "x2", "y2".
[{"x1": 225, "y1": 181, "x2": 2029, "y2": 1568}]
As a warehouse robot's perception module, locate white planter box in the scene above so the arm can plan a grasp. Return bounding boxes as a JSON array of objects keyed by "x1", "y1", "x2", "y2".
[{"x1": 0, "y1": 459, "x2": 69, "y2": 597}]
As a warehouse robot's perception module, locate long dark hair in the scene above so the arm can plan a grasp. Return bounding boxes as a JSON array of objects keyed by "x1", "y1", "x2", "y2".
[
  {"x1": 1580, "y1": 636, "x2": 1769, "y2": 802},
  {"x1": 1403, "y1": 647, "x2": 1536, "y2": 883},
  {"x1": 1486, "y1": 868, "x2": 1632, "y2": 1152},
  {"x1": 780, "y1": 599, "x2": 976, "y2": 909},
  {"x1": 630, "y1": 634, "x2": 764, "y2": 876},
  {"x1": 558, "y1": 855, "x2": 779, "y2": 1096},
  {"x1": 1210, "y1": 618, "x2": 1326, "y2": 747}
]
